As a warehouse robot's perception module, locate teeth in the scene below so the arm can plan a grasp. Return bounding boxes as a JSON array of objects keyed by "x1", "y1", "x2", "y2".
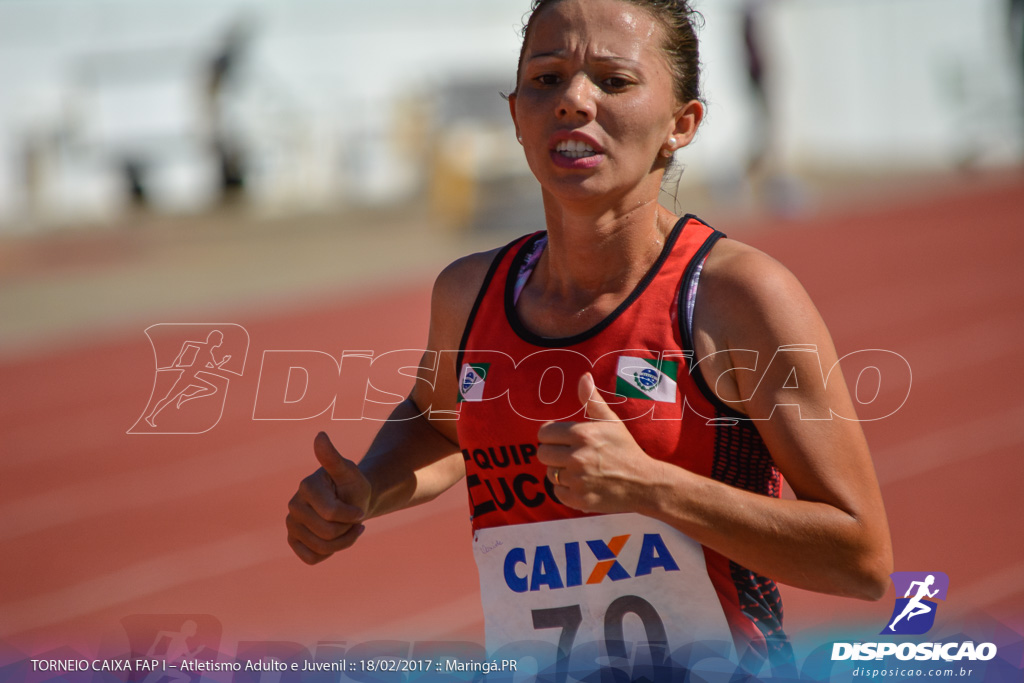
[{"x1": 555, "y1": 139, "x2": 597, "y2": 159}]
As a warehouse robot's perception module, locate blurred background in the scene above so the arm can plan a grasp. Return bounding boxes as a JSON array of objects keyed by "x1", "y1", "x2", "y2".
[
  {"x1": 1, "y1": 0, "x2": 1023, "y2": 676},
  {"x1": 0, "y1": 0, "x2": 1020, "y2": 235}
]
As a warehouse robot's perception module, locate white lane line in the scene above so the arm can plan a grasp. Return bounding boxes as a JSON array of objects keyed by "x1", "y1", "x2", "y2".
[
  {"x1": 947, "y1": 559, "x2": 1024, "y2": 619},
  {"x1": 0, "y1": 492, "x2": 470, "y2": 640},
  {"x1": 828, "y1": 267, "x2": 1024, "y2": 343},
  {"x1": 895, "y1": 314, "x2": 1024, "y2": 385},
  {"x1": 0, "y1": 431, "x2": 467, "y2": 542},
  {"x1": 348, "y1": 592, "x2": 483, "y2": 643},
  {"x1": 0, "y1": 433, "x2": 300, "y2": 542},
  {"x1": 873, "y1": 404, "x2": 1024, "y2": 486},
  {"x1": 0, "y1": 526, "x2": 281, "y2": 639}
]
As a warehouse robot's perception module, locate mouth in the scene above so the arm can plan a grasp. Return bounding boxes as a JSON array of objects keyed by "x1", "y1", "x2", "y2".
[
  {"x1": 548, "y1": 133, "x2": 605, "y2": 170},
  {"x1": 553, "y1": 139, "x2": 599, "y2": 160}
]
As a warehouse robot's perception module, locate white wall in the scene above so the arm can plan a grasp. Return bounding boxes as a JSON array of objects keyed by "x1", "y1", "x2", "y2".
[
  {"x1": 768, "y1": 0, "x2": 1023, "y2": 169},
  {"x1": 0, "y1": 0, "x2": 1020, "y2": 229},
  {"x1": 688, "y1": 0, "x2": 1023, "y2": 179}
]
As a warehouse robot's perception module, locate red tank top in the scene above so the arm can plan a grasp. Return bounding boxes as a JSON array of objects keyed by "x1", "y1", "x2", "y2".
[{"x1": 455, "y1": 216, "x2": 790, "y2": 663}]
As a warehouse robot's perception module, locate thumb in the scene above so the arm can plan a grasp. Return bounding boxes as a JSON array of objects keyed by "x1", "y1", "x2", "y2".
[
  {"x1": 313, "y1": 431, "x2": 363, "y2": 485},
  {"x1": 578, "y1": 372, "x2": 620, "y2": 421}
]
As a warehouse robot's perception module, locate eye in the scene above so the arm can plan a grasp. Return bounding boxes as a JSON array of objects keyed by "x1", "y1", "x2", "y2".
[
  {"x1": 602, "y1": 76, "x2": 632, "y2": 91},
  {"x1": 534, "y1": 73, "x2": 561, "y2": 86}
]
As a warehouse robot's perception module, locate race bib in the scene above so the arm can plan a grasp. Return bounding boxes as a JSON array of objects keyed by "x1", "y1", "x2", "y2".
[{"x1": 473, "y1": 514, "x2": 733, "y2": 672}]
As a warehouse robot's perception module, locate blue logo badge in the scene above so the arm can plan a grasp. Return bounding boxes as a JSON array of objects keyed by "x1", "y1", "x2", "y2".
[
  {"x1": 462, "y1": 369, "x2": 478, "y2": 394},
  {"x1": 881, "y1": 571, "x2": 949, "y2": 635},
  {"x1": 633, "y1": 367, "x2": 661, "y2": 392}
]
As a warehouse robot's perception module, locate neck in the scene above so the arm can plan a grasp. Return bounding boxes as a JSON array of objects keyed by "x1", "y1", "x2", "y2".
[{"x1": 538, "y1": 190, "x2": 677, "y2": 297}]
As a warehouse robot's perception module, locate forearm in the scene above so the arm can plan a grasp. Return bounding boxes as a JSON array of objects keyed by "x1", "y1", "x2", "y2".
[
  {"x1": 358, "y1": 398, "x2": 465, "y2": 520},
  {"x1": 638, "y1": 460, "x2": 891, "y2": 600}
]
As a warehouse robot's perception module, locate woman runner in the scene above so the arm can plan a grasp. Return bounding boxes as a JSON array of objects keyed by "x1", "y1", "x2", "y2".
[{"x1": 286, "y1": 0, "x2": 893, "y2": 674}]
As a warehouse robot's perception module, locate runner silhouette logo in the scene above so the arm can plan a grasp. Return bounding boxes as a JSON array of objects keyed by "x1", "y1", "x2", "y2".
[
  {"x1": 881, "y1": 571, "x2": 949, "y2": 635},
  {"x1": 129, "y1": 324, "x2": 249, "y2": 434},
  {"x1": 120, "y1": 613, "x2": 222, "y2": 683}
]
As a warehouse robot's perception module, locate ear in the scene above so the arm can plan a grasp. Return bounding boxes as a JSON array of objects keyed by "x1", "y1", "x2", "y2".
[
  {"x1": 508, "y1": 94, "x2": 521, "y2": 142},
  {"x1": 668, "y1": 99, "x2": 704, "y2": 151}
]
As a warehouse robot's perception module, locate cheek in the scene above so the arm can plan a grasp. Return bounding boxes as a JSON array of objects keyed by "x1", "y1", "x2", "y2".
[
  {"x1": 514, "y1": 90, "x2": 550, "y2": 128},
  {"x1": 603, "y1": 99, "x2": 671, "y2": 151}
]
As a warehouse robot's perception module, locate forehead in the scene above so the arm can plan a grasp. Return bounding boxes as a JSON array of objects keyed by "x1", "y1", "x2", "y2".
[{"x1": 524, "y1": 0, "x2": 667, "y2": 65}]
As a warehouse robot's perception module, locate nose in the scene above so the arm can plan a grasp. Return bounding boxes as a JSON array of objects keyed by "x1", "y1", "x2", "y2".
[{"x1": 557, "y1": 74, "x2": 597, "y2": 121}]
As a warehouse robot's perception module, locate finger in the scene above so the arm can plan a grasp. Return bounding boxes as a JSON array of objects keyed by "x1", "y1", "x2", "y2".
[
  {"x1": 547, "y1": 465, "x2": 570, "y2": 488},
  {"x1": 553, "y1": 487, "x2": 585, "y2": 512},
  {"x1": 537, "y1": 420, "x2": 577, "y2": 445},
  {"x1": 314, "y1": 431, "x2": 365, "y2": 486},
  {"x1": 537, "y1": 442, "x2": 571, "y2": 467},
  {"x1": 287, "y1": 495, "x2": 356, "y2": 541},
  {"x1": 299, "y1": 471, "x2": 365, "y2": 524},
  {"x1": 287, "y1": 514, "x2": 365, "y2": 557},
  {"x1": 578, "y1": 372, "x2": 620, "y2": 421},
  {"x1": 287, "y1": 535, "x2": 330, "y2": 565}
]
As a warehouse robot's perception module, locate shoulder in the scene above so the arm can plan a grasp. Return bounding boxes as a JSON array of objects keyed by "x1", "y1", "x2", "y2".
[
  {"x1": 701, "y1": 238, "x2": 805, "y2": 308},
  {"x1": 696, "y1": 237, "x2": 824, "y2": 348},
  {"x1": 692, "y1": 236, "x2": 845, "y2": 413},
  {"x1": 434, "y1": 247, "x2": 501, "y2": 296},
  {"x1": 428, "y1": 246, "x2": 506, "y2": 349}
]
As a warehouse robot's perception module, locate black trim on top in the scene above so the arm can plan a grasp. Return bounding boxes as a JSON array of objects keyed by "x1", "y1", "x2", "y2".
[
  {"x1": 676, "y1": 225, "x2": 749, "y2": 420},
  {"x1": 454, "y1": 235, "x2": 534, "y2": 379},
  {"x1": 504, "y1": 215, "x2": 695, "y2": 349}
]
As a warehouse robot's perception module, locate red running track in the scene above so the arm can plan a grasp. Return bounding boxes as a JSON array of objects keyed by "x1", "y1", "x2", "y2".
[{"x1": 1, "y1": 175, "x2": 1022, "y2": 661}]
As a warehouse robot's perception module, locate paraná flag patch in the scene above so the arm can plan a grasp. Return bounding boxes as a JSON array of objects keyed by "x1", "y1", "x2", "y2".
[
  {"x1": 458, "y1": 362, "x2": 490, "y2": 402},
  {"x1": 614, "y1": 356, "x2": 678, "y2": 402}
]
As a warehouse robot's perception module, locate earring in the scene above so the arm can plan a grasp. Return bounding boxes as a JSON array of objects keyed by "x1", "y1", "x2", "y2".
[
  {"x1": 662, "y1": 137, "x2": 677, "y2": 158},
  {"x1": 517, "y1": 135, "x2": 523, "y2": 144}
]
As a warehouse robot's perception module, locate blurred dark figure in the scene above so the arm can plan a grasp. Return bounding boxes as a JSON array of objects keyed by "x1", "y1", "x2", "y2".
[
  {"x1": 124, "y1": 160, "x2": 147, "y2": 204},
  {"x1": 740, "y1": 0, "x2": 804, "y2": 215},
  {"x1": 1011, "y1": 0, "x2": 1024, "y2": 152},
  {"x1": 1012, "y1": 0, "x2": 1024, "y2": 65},
  {"x1": 742, "y1": 0, "x2": 770, "y2": 176},
  {"x1": 206, "y1": 18, "x2": 254, "y2": 201}
]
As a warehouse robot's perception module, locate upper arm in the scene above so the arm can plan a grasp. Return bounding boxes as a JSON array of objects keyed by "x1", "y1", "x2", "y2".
[
  {"x1": 693, "y1": 240, "x2": 889, "y2": 526},
  {"x1": 409, "y1": 248, "x2": 501, "y2": 446},
  {"x1": 356, "y1": 249, "x2": 501, "y2": 510}
]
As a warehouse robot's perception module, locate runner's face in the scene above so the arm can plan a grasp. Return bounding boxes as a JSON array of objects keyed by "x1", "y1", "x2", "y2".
[{"x1": 510, "y1": 0, "x2": 697, "y2": 205}]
